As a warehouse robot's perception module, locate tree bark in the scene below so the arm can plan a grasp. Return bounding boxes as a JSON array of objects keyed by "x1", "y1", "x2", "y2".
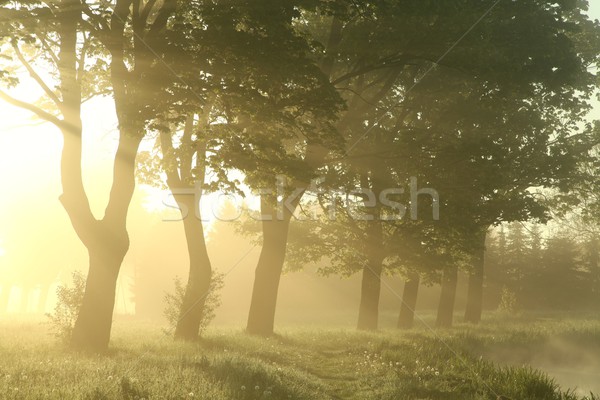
[
  {"x1": 436, "y1": 264, "x2": 458, "y2": 328},
  {"x1": 174, "y1": 195, "x2": 212, "y2": 341},
  {"x1": 356, "y1": 254, "x2": 384, "y2": 330},
  {"x1": 397, "y1": 272, "x2": 420, "y2": 329},
  {"x1": 70, "y1": 240, "x2": 124, "y2": 351},
  {"x1": 356, "y1": 200, "x2": 384, "y2": 329},
  {"x1": 246, "y1": 197, "x2": 293, "y2": 336},
  {"x1": 356, "y1": 173, "x2": 385, "y2": 331},
  {"x1": 158, "y1": 113, "x2": 214, "y2": 341},
  {"x1": 464, "y1": 231, "x2": 487, "y2": 324}
]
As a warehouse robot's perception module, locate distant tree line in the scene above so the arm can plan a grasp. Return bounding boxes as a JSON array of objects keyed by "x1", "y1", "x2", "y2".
[{"x1": 485, "y1": 224, "x2": 600, "y2": 312}]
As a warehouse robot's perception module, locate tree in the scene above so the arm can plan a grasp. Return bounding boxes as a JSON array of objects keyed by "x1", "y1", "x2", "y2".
[
  {"x1": 1, "y1": 0, "x2": 191, "y2": 351},
  {"x1": 134, "y1": 1, "x2": 348, "y2": 339}
]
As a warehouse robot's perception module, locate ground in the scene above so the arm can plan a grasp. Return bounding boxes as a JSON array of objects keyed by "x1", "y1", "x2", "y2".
[{"x1": 0, "y1": 313, "x2": 599, "y2": 400}]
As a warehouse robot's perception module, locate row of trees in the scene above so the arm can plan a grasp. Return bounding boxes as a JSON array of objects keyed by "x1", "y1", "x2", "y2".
[{"x1": 1, "y1": 0, "x2": 600, "y2": 351}]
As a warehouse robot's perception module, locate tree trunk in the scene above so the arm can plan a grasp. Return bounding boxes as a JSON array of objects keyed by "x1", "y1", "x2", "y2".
[
  {"x1": 174, "y1": 196, "x2": 212, "y2": 341},
  {"x1": 70, "y1": 231, "x2": 127, "y2": 351},
  {"x1": 158, "y1": 112, "x2": 214, "y2": 341},
  {"x1": 464, "y1": 231, "x2": 487, "y2": 324},
  {"x1": 436, "y1": 265, "x2": 458, "y2": 328},
  {"x1": 67, "y1": 133, "x2": 142, "y2": 352},
  {"x1": 246, "y1": 197, "x2": 292, "y2": 336},
  {"x1": 356, "y1": 256, "x2": 384, "y2": 330},
  {"x1": 357, "y1": 207, "x2": 385, "y2": 331},
  {"x1": 397, "y1": 273, "x2": 420, "y2": 329}
]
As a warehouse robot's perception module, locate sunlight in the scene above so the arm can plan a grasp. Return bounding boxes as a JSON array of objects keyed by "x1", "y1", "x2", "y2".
[{"x1": 1, "y1": 2, "x2": 600, "y2": 397}]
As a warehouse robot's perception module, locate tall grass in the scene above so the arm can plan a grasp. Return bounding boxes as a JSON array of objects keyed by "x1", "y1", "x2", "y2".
[{"x1": 0, "y1": 316, "x2": 598, "y2": 399}]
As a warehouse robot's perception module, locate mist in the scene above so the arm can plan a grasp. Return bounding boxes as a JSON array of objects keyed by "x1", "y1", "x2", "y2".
[{"x1": 2, "y1": 1, "x2": 600, "y2": 399}]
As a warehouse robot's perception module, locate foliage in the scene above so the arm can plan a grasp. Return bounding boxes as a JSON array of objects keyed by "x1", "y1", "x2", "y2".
[
  {"x1": 120, "y1": 377, "x2": 150, "y2": 400},
  {"x1": 163, "y1": 272, "x2": 225, "y2": 336},
  {"x1": 486, "y1": 224, "x2": 600, "y2": 311},
  {"x1": 498, "y1": 286, "x2": 519, "y2": 314},
  {"x1": 163, "y1": 276, "x2": 187, "y2": 335},
  {"x1": 46, "y1": 271, "x2": 86, "y2": 344}
]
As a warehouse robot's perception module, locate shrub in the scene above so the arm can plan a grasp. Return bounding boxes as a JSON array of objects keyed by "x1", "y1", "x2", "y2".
[
  {"x1": 46, "y1": 270, "x2": 86, "y2": 344},
  {"x1": 499, "y1": 286, "x2": 519, "y2": 314},
  {"x1": 163, "y1": 271, "x2": 224, "y2": 336}
]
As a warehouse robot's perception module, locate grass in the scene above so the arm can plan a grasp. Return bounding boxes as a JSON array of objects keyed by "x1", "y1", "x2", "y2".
[{"x1": 0, "y1": 314, "x2": 599, "y2": 399}]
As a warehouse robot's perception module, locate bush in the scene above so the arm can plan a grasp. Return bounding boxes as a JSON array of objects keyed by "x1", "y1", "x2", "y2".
[
  {"x1": 46, "y1": 271, "x2": 86, "y2": 343},
  {"x1": 499, "y1": 285, "x2": 519, "y2": 314},
  {"x1": 163, "y1": 271, "x2": 224, "y2": 336}
]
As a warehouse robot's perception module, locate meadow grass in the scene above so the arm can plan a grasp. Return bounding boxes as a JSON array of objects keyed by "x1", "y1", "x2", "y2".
[{"x1": 0, "y1": 314, "x2": 599, "y2": 399}]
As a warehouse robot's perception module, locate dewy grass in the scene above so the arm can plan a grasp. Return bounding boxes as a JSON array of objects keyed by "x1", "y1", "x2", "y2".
[{"x1": 0, "y1": 316, "x2": 599, "y2": 399}]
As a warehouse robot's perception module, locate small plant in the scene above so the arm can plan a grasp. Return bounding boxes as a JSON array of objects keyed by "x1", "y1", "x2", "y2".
[
  {"x1": 163, "y1": 272, "x2": 224, "y2": 336},
  {"x1": 46, "y1": 270, "x2": 86, "y2": 344},
  {"x1": 163, "y1": 276, "x2": 186, "y2": 334},
  {"x1": 120, "y1": 377, "x2": 149, "y2": 400},
  {"x1": 498, "y1": 286, "x2": 519, "y2": 314}
]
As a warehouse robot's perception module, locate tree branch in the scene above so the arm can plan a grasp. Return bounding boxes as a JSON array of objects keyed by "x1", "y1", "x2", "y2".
[
  {"x1": 332, "y1": 55, "x2": 431, "y2": 86},
  {"x1": 81, "y1": 3, "x2": 111, "y2": 38},
  {"x1": 36, "y1": 32, "x2": 60, "y2": 66},
  {"x1": 148, "y1": 0, "x2": 176, "y2": 36},
  {"x1": 159, "y1": 128, "x2": 183, "y2": 188},
  {"x1": 140, "y1": 0, "x2": 158, "y2": 24},
  {"x1": 179, "y1": 114, "x2": 195, "y2": 182},
  {"x1": 77, "y1": 32, "x2": 90, "y2": 86},
  {"x1": 320, "y1": 16, "x2": 344, "y2": 78},
  {"x1": 11, "y1": 41, "x2": 63, "y2": 108},
  {"x1": 0, "y1": 89, "x2": 64, "y2": 129}
]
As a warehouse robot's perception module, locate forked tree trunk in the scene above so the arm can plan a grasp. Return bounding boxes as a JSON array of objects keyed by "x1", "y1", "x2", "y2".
[
  {"x1": 246, "y1": 197, "x2": 293, "y2": 336},
  {"x1": 159, "y1": 114, "x2": 214, "y2": 341},
  {"x1": 67, "y1": 133, "x2": 142, "y2": 352},
  {"x1": 174, "y1": 196, "x2": 212, "y2": 341},
  {"x1": 464, "y1": 231, "x2": 487, "y2": 324},
  {"x1": 397, "y1": 273, "x2": 420, "y2": 329},
  {"x1": 71, "y1": 0, "x2": 177, "y2": 350},
  {"x1": 436, "y1": 264, "x2": 458, "y2": 328}
]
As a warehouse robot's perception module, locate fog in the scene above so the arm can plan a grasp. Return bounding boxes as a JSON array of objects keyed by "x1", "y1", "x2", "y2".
[{"x1": 2, "y1": 1, "x2": 600, "y2": 399}]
